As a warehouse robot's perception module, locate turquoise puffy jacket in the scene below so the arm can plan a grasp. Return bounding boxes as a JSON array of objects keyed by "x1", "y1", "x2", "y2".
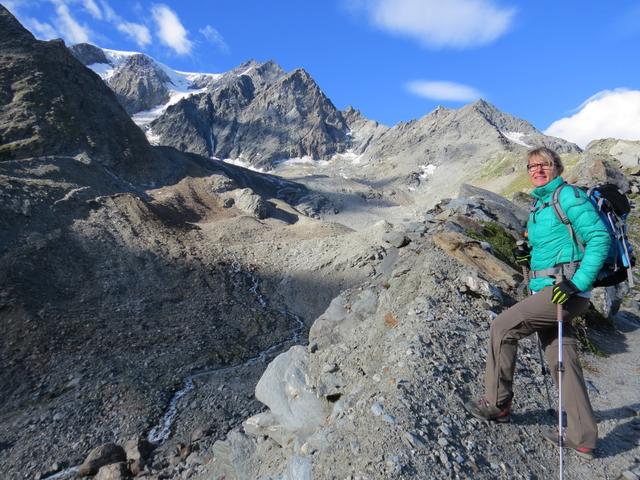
[{"x1": 528, "y1": 176, "x2": 611, "y2": 292}]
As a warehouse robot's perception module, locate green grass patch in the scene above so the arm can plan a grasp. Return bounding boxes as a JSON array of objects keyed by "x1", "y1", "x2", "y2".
[
  {"x1": 479, "y1": 152, "x2": 520, "y2": 179},
  {"x1": 502, "y1": 173, "x2": 532, "y2": 199},
  {"x1": 465, "y1": 221, "x2": 518, "y2": 269}
]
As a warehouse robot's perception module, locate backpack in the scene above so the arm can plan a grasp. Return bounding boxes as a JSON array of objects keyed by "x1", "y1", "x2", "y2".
[{"x1": 550, "y1": 183, "x2": 635, "y2": 288}]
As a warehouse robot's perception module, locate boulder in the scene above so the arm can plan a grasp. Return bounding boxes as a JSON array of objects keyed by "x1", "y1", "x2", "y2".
[
  {"x1": 309, "y1": 289, "x2": 378, "y2": 348},
  {"x1": 591, "y1": 284, "x2": 628, "y2": 320},
  {"x1": 252, "y1": 346, "x2": 329, "y2": 445},
  {"x1": 124, "y1": 437, "x2": 153, "y2": 475},
  {"x1": 458, "y1": 184, "x2": 528, "y2": 235},
  {"x1": 295, "y1": 193, "x2": 334, "y2": 218},
  {"x1": 382, "y1": 231, "x2": 410, "y2": 248},
  {"x1": 565, "y1": 154, "x2": 630, "y2": 192},
  {"x1": 209, "y1": 430, "x2": 259, "y2": 480},
  {"x1": 79, "y1": 444, "x2": 127, "y2": 476},
  {"x1": 233, "y1": 188, "x2": 268, "y2": 219},
  {"x1": 95, "y1": 462, "x2": 129, "y2": 480}
]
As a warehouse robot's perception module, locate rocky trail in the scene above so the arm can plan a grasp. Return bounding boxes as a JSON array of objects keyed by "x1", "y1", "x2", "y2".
[{"x1": 187, "y1": 190, "x2": 640, "y2": 480}]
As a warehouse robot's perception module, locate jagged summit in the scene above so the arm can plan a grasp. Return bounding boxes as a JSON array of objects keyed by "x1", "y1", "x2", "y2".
[
  {"x1": 462, "y1": 98, "x2": 537, "y2": 136},
  {"x1": 68, "y1": 42, "x2": 109, "y2": 65},
  {"x1": 108, "y1": 54, "x2": 174, "y2": 114}
]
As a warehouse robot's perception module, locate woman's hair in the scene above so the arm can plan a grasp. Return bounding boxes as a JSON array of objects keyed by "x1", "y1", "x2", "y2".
[{"x1": 527, "y1": 146, "x2": 564, "y2": 175}]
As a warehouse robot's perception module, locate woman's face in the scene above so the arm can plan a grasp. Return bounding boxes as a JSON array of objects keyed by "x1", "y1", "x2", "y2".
[{"x1": 527, "y1": 155, "x2": 559, "y2": 187}]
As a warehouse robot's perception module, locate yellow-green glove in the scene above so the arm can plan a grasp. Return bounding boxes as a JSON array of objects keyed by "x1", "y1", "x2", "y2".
[{"x1": 551, "y1": 280, "x2": 579, "y2": 305}]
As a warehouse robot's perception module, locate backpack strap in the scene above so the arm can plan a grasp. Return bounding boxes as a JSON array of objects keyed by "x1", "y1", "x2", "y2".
[{"x1": 551, "y1": 183, "x2": 586, "y2": 254}]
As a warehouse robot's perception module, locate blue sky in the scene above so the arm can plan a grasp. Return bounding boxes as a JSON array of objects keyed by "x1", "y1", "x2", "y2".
[{"x1": 5, "y1": 0, "x2": 640, "y2": 147}]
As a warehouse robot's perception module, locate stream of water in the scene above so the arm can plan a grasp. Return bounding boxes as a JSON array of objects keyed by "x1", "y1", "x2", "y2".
[
  {"x1": 147, "y1": 255, "x2": 305, "y2": 444},
  {"x1": 45, "y1": 256, "x2": 305, "y2": 479}
]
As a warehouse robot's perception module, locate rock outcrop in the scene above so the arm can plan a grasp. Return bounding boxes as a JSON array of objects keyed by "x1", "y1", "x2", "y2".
[{"x1": 585, "y1": 138, "x2": 640, "y2": 170}]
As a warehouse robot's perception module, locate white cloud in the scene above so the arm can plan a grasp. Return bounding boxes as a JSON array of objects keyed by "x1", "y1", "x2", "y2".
[
  {"x1": 25, "y1": 17, "x2": 59, "y2": 39},
  {"x1": 545, "y1": 89, "x2": 640, "y2": 148},
  {"x1": 406, "y1": 80, "x2": 482, "y2": 102},
  {"x1": 151, "y1": 4, "x2": 192, "y2": 55},
  {"x1": 53, "y1": 1, "x2": 91, "y2": 44},
  {"x1": 348, "y1": 0, "x2": 515, "y2": 49},
  {"x1": 99, "y1": 0, "x2": 119, "y2": 22},
  {"x1": 82, "y1": 0, "x2": 102, "y2": 19},
  {"x1": 199, "y1": 24, "x2": 229, "y2": 53},
  {"x1": 3, "y1": 0, "x2": 25, "y2": 13},
  {"x1": 117, "y1": 21, "x2": 151, "y2": 47}
]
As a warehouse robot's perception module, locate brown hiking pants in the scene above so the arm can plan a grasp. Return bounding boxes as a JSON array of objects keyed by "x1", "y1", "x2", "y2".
[{"x1": 484, "y1": 286, "x2": 597, "y2": 449}]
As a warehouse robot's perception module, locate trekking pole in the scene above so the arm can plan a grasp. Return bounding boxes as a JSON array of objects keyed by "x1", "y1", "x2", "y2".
[
  {"x1": 520, "y1": 257, "x2": 553, "y2": 414},
  {"x1": 556, "y1": 273, "x2": 565, "y2": 480}
]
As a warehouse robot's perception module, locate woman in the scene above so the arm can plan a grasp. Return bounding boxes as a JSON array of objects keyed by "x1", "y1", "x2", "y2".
[{"x1": 464, "y1": 146, "x2": 611, "y2": 459}]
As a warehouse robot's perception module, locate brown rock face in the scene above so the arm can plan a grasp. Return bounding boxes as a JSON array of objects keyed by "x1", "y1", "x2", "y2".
[{"x1": 432, "y1": 231, "x2": 521, "y2": 288}]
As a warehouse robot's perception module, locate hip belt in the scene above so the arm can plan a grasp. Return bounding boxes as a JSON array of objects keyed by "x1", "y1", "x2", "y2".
[{"x1": 530, "y1": 262, "x2": 580, "y2": 280}]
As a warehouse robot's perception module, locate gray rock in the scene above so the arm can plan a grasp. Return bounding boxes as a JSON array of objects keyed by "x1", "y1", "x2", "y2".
[
  {"x1": 233, "y1": 188, "x2": 268, "y2": 219},
  {"x1": 351, "y1": 289, "x2": 379, "y2": 317},
  {"x1": 382, "y1": 231, "x2": 410, "y2": 248},
  {"x1": 402, "y1": 432, "x2": 427, "y2": 449},
  {"x1": 565, "y1": 153, "x2": 630, "y2": 192},
  {"x1": 458, "y1": 184, "x2": 528, "y2": 234},
  {"x1": 295, "y1": 193, "x2": 334, "y2": 218},
  {"x1": 79, "y1": 444, "x2": 127, "y2": 476},
  {"x1": 95, "y1": 462, "x2": 129, "y2": 480},
  {"x1": 124, "y1": 437, "x2": 153, "y2": 475},
  {"x1": 254, "y1": 346, "x2": 329, "y2": 443},
  {"x1": 585, "y1": 138, "x2": 640, "y2": 170},
  {"x1": 280, "y1": 456, "x2": 313, "y2": 480},
  {"x1": 185, "y1": 452, "x2": 204, "y2": 465},
  {"x1": 371, "y1": 403, "x2": 384, "y2": 416},
  {"x1": 591, "y1": 284, "x2": 628, "y2": 319},
  {"x1": 0, "y1": 11, "x2": 152, "y2": 166},
  {"x1": 341, "y1": 106, "x2": 389, "y2": 155},
  {"x1": 209, "y1": 430, "x2": 259, "y2": 480}
]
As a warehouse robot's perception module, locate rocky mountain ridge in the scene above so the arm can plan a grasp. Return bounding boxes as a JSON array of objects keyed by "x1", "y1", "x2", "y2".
[
  {"x1": 70, "y1": 43, "x2": 351, "y2": 168},
  {"x1": 2, "y1": 5, "x2": 640, "y2": 479},
  {"x1": 63, "y1": 42, "x2": 585, "y2": 215}
]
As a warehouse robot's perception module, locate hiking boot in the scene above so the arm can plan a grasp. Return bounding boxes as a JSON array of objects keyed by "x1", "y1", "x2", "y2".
[
  {"x1": 464, "y1": 398, "x2": 511, "y2": 423},
  {"x1": 541, "y1": 428, "x2": 595, "y2": 460}
]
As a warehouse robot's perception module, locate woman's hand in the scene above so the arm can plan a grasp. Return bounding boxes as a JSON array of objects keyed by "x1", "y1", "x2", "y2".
[
  {"x1": 551, "y1": 280, "x2": 579, "y2": 304},
  {"x1": 513, "y1": 242, "x2": 531, "y2": 267}
]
